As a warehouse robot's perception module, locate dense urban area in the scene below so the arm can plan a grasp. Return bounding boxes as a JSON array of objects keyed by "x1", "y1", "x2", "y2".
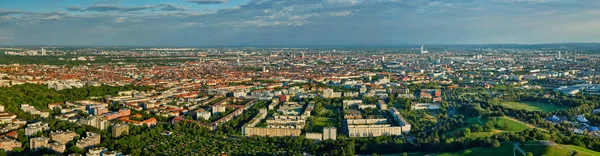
[{"x1": 1, "y1": 44, "x2": 600, "y2": 156}]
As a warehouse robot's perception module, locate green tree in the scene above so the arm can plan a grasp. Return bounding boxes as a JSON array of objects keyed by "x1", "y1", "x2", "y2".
[
  {"x1": 491, "y1": 140, "x2": 501, "y2": 148},
  {"x1": 69, "y1": 145, "x2": 84, "y2": 154},
  {"x1": 463, "y1": 128, "x2": 471, "y2": 137},
  {"x1": 526, "y1": 152, "x2": 533, "y2": 156}
]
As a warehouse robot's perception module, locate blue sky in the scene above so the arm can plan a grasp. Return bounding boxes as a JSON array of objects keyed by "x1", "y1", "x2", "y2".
[{"x1": 1, "y1": 0, "x2": 600, "y2": 46}]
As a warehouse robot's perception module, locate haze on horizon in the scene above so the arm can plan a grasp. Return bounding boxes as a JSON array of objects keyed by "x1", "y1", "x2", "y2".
[{"x1": 1, "y1": 0, "x2": 600, "y2": 46}]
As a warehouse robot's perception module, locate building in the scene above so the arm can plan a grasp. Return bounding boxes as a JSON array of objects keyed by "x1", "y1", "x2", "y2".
[
  {"x1": 411, "y1": 103, "x2": 441, "y2": 110},
  {"x1": 323, "y1": 127, "x2": 337, "y2": 140},
  {"x1": 104, "y1": 109, "x2": 131, "y2": 120},
  {"x1": 195, "y1": 109, "x2": 211, "y2": 120},
  {"x1": 0, "y1": 111, "x2": 16, "y2": 124},
  {"x1": 142, "y1": 118, "x2": 157, "y2": 127},
  {"x1": 577, "y1": 115, "x2": 589, "y2": 123},
  {"x1": 21, "y1": 104, "x2": 50, "y2": 118},
  {"x1": 377, "y1": 100, "x2": 388, "y2": 110},
  {"x1": 243, "y1": 127, "x2": 302, "y2": 137},
  {"x1": 30, "y1": 137, "x2": 50, "y2": 151},
  {"x1": 212, "y1": 105, "x2": 226, "y2": 115},
  {"x1": 243, "y1": 102, "x2": 310, "y2": 137},
  {"x1": 87, "y1": 147, "x2": 108, "y2": 156},
  {"x1": 342, "y1": 100, "x2": 362, "y2": 108},
  {"x1": 112, "y1": 124, "x2": 129, "y2": 138},
  {"x1": 76, "y1": 132, "x2": 101, "y2": 149},
  {"x1": 50, "y1": 130, "x2": 77, "y2": 144},
  {"x1": 25, "y1": 122, "x2": 49, "y2": 136},
  {"x1": 323, "y1": 88, "x2": 341, "y2": 98},
  {"x1": 102, "y1": 151, "x2": 124, "y2": 156},
  {"x1": 47, "y1": 142, "x2": 66, "y2": 153},
  {"x1": 80, "y1": 116, "x2": 110, "y2": 130},
  {"x1": 0, "y1": 138, "x2": 21, "y2": 151},
  {"x1": 389, "y1": 108, "x2": 412, "y2": 133},
  {"x1": 305, "y1": 133, "x2": 323, "y2": 140}
]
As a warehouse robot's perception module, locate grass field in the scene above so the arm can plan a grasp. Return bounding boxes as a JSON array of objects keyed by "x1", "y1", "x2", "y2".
[
  {"x1": 432, "y1": 141, "x2": 572, "y2": 156},
  {"x1": 446, "y1": 116, "x2": 532, "y2": 139},
  {"x1": 500, "y1": 101, "x2": 567, "y2": 112},
  {"x1": 384, "y1": 141, "x2": 600, "y2": 156},
  {"x1": 491, "y1": 117, "x2": 530, "y2": 132},
  {"x1": 311, "y1": 117, "x2": 336, "y2": 132},
  {"x1": 566, "y1": 145, "x2": 600, "y2": 156}
]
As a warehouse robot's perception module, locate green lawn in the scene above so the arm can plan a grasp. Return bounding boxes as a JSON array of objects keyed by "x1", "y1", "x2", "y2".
[
  {"x1": 383, "y1": 142, "x2": 600, "y2": 156},
  {"x1": 311, "y1": 117, "x2": 336, "y2": 132},
  {"x1": 446, "y1": 117, "x2": 531, "y2": 139},
  {"x1": 500, "y1": 101, "x2": 567, "y2": 112},
  {"x1": 432, "y1": 141, "x2": 558, "y2": 156},
  {"x1": 566, "y1": 145, "x2": 600, "y2": 156},
  {"x1": 491, "y1": 117, "x2": 530, "y2": 132},
  {"x1": 541, "y1": 145, "x2": 573, "y2": 156}
]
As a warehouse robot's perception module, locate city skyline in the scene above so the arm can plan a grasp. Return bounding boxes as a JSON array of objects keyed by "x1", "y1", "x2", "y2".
[{"x1": 1, "y1": 0, "x2": 600, "y2": 46}]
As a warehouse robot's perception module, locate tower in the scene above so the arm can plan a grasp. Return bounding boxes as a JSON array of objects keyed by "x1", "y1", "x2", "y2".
[
  {"x1": 301, "y1": 52, "x2": 305, "y2": 59},
  {"x1": 420, "y1": 45, "x2": 428, "y2": 54},
  {"x1": 381, "y1": 56, "x2": 385, "y2": 62},
  {"x1": 558, "y1": 51, "x2": 561, "y2": 59}
]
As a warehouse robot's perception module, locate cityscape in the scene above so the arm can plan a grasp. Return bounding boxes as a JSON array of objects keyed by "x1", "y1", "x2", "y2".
[{"x1": 2, "y1": 0, "x2": 600, "y2": 156}]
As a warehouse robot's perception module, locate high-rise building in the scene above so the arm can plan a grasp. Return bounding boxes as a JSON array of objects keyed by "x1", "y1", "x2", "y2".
[
  {"x1": 558, "y1": 51, "x2": 562, "y2": 59},
  {"x1": 80, "y1": 116, "x2": 110, "y2": 130},
  {"x1": 112, "y1": 124, "x2": 129, "y2": 138}
]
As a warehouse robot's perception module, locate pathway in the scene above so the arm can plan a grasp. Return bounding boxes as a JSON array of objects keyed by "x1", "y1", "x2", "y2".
[{"x1": 514, "y1": 142, "x2": 526, "y2": 156}]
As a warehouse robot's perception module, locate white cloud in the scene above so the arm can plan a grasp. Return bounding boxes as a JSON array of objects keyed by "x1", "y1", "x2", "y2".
[
  {"x1": 328, "y1": 10, "x2": 352, "y2": 16},
  {"x1": 114, "y1": 17, "x2": 126, "y2": 23}
]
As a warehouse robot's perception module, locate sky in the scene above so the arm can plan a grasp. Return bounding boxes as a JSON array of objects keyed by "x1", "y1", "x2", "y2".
[{"x1": 0, "y1": 0, "x2": 600, "y2": 46}]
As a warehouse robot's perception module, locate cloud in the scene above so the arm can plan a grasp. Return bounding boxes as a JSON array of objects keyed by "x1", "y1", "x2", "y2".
[
  {"x1": 327, "y1": 10, "x2": 352, "y2": 16},
  {"x1": 3, "y1": 0, "x2": 600, "y2": 46},
  {"x1": 186, "y1": 0, "x2": 227, "y2": 5},
  {"x1": 64, "y1": 4, "x2": 188, "y2": 12},
  {"x1": 0, "y1": 10, "x2": 28, "y2": 16},
  {"x1": 114, "y1": 17, "x2": 126, "y2": 23},
  {"x1": 158, "y1": 4, "x2": 189, "y2": 12},
  {"x1": 64, "y1": 5, "x2": 155, "y2": 12}
]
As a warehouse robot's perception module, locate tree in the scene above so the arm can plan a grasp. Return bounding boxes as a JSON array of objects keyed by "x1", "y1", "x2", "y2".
[
  {"x1": 526, "y1": 152, "x2": 533, "y2": 156},
  {"x1": 471, "y1": 124, "x2": 483, "y2": 132},
  {"x1": 402, "y1": 152, "x2": 408, "y2": 156},
  {"x1": 11, "y1": 147, "x2": 23, "y2": 153},
  {"x1": 491, "y1": 140, "x2": 501, "y2": 148},
  {"x1": 463, "y1": 128, "x2": 471, "y2": 137},
  {"x1": 69, "y1": 145, "x2": 84, "y2": 154}
]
